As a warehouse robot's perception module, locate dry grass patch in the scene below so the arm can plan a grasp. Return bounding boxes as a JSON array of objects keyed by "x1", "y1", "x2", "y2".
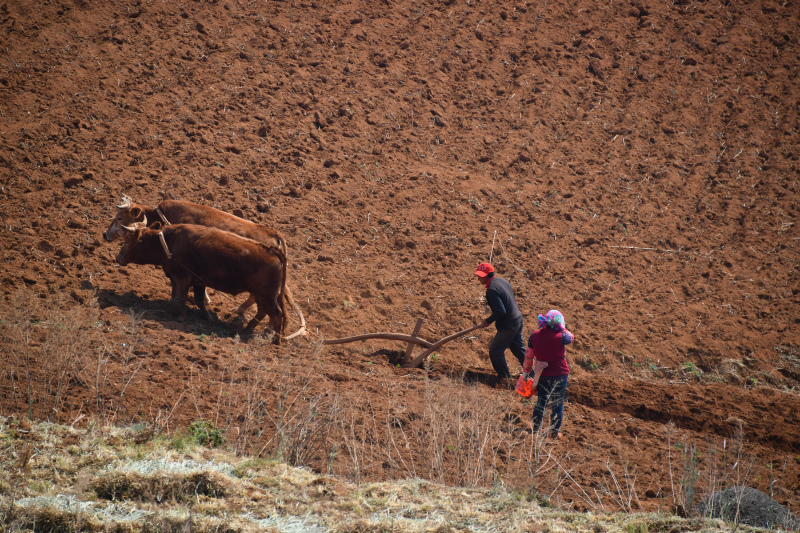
[{"x1": 0, "y1": 417, "x2": 749, "y2": 532}]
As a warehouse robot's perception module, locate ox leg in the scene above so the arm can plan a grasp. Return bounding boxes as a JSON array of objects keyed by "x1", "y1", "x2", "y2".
[
  {"x1": 172, "y1": 276, "x2": 192, "y2": 315},
  {"x1": 244, "y1": 303, "x2": 279, "y2": 344},
  {"x1": 193, "y1": 284, "x2": 210, "y2": 319},
  {"x1": 233, "y1": 294, "x2": 256, "y2": 316},
  {"x1": 244, "y1": 308, "x2": 265, "y2": 331},
  {"x1": 163, "y1": 271, "x2": 179, "y2": 302},
  {"x1": 246, "y1": 297, "x2": 282, "y2": 345},
  {"x1": 267, "y1": 308, "x2": 283, "y2": 345},
  {"x1": 234, "y1": 285, "x2": 293, "y2": 317}
]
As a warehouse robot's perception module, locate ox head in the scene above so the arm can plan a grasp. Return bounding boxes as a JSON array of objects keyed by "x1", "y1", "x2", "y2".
[
  {"x1": 103, "y1": 195, "x2": 147, "y2": 242},
  {"x1": 115, "y1": 222, "x2": 150, "y2": 266}
]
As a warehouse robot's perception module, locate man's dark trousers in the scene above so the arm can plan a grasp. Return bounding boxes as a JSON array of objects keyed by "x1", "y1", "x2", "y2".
[{"x1": 489, "y1": 323, "x2": 525, "y2": 378}]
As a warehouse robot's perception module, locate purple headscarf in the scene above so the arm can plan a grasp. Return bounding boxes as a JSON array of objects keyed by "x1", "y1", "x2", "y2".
[{"x1": 538, "y1": 309, "x2": 565, "y2": 331}]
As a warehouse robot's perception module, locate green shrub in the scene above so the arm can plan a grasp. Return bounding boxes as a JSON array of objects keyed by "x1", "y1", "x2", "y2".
[{"x1": 188, "y1": 420, "x2": 226, "y2": 448}]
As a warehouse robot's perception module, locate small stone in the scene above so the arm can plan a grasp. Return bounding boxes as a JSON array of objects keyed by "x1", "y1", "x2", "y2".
[
  {"x1": 588, "y1": 59, "x2": 603, "y2": 78},
  {"x1": 67, "y1": 219, "x2": 87, "y2": 230}
]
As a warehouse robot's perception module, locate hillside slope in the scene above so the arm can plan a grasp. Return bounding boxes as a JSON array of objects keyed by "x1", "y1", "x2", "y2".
[{"x1": 0, "y1": 0, "x2": 798, "y2": 516}]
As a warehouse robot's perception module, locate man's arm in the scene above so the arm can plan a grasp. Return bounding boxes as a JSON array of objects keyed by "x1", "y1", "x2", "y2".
[{"x1": 484, "y1": 289, "x2": 507, "y2": 324}]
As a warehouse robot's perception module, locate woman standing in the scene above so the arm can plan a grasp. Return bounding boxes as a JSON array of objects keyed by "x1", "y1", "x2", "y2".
[{"x1": 522, "y1": 310, "x2": 574, "y2": 439}]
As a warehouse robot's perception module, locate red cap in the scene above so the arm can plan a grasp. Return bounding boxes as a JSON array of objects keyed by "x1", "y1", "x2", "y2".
[{"x1": 475, "y1": 262, "x2": 495, "y2": 277}]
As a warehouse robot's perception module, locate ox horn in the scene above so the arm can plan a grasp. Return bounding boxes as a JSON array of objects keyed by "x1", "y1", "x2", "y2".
[
  {"x1": 121, "y1": 221, "x2": 147, "y2": 233},
  {"x1": 115, "y1": 195, "x2": 133, "y2": 210}
]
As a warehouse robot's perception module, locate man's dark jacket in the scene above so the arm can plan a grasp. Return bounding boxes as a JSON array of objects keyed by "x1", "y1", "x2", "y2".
[{"x1": 484, "y1": 276, "x2": 523, "y2": 330}]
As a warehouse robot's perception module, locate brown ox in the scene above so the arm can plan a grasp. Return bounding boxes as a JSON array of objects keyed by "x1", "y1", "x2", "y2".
[
  {"x1": 104, "y1": 195, "x2": 290, "y2": 315},
  {"x1": 116, "y1": 223, "x2": 287, "y2": 341}
]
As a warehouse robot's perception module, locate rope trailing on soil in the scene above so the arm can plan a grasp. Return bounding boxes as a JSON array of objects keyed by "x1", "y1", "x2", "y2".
[{"x1": 282, "y1": 298, "x2": 307, "y2": 341}]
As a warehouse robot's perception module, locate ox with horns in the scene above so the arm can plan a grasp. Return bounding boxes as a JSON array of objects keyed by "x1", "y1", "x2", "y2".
[
  {"x1": 116, "y1": 222, "x2": 288, "y2": 342},
  {"x1": 104, "y1": 195, "x2": 295, "y2": 318}
]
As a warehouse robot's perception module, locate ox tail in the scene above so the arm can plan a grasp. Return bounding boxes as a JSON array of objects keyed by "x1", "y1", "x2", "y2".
[
  {"x1": 279, "y1": 237, "x2": 291, "y2": 318},
  {"x1": 268, "y1": 243, "x2": 288, "y2": 337},
  {"x1": 278, "y1": 248, "x2": 287, "y2": 336},
  {"x1": 280, "y1": 236, "x2": 288, "y2": 260}
]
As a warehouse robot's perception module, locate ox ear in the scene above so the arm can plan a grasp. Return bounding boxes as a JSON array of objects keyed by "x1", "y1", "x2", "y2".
[
  {"x1": 116, "y1": 195, "x2": 133, "y2": 210},
  {"x1": 150, "y1": 221, "x2": 163, "y2": 232},
  {"x1": 130, "y1": 207, "x2": 144, "y2": 221}
]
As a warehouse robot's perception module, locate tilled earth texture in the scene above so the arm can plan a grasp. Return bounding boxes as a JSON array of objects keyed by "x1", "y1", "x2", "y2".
[{"x1": 1, "y1": 0, "x2": 799, "y2": 517}]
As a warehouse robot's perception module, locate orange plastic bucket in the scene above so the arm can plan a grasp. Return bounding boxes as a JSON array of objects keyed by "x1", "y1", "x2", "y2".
[{"x1": 515, "y1": 374, "x2": 536, "y2": 398}]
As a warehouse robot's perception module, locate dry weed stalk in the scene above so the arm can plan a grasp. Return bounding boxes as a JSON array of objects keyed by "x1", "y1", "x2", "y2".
[
  {"x1": 598, "y1": 460, "x2": 641, "y2": 512},
  {"x1": 664, "y1": 416, "x2": 768, "y2": 524},
  {"x1": 665, "y1": 423, "x2": 701, "y2": 512},
  {"x1": 217, "y1": 354, "x2": 272, "y2": 456},
  {"x1": 0, "y1": 287, "x2": 100, "y2": 421},
  {"x1": 113, "y1": 311, "x2": 144, "y2": 424},
  {"x1": 259, "y1": 368, "x2": 338, "y2": 468},
  {"x1": 384, "y1": 385, "x2": 417, "y2": 480},
  {"x1": 449, "y1": 383, "x2": 506, "y2": 487},
  {"x1": 337, "y1": 395, "x2": 384, "y2": 485}
]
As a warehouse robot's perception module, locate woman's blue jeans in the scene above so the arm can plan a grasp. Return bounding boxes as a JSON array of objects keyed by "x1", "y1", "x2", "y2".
[{"x1": 532, "y1": 374, "x2": 568, "y2": 436}]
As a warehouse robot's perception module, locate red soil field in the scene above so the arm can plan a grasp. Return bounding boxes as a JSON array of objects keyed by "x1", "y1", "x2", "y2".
[{"x1": 1, "y1": 0, "x2": 798, "y2": 516}]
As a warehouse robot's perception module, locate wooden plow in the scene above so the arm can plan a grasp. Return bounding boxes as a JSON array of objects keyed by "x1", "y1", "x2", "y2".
[{"x1": 322, "y1": 318, "x2": 483, "y2": 368}]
